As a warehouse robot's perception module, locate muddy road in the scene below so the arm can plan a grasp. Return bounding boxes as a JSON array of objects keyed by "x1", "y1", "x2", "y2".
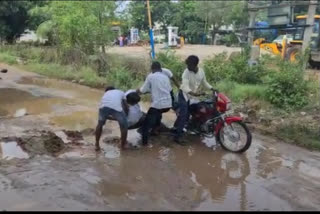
[{"x1": 0, "y1": 64, "x2": 320, "y2": 211}]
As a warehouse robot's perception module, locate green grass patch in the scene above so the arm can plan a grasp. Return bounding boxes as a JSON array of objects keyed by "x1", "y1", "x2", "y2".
[
  {"x1": 216, "y1": 80, "x2": 267, "y2": 103},
  {"x1": 275, "y1": 123, "x2": 320, "y2": 151},
  {"x1": 0, "y1": 52, "x2": 17, "y2": 65}
]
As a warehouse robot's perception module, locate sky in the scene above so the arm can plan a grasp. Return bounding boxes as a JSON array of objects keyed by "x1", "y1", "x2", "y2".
[{"x1": 115, "y1": 1, "x2": 130, "y2": 14}]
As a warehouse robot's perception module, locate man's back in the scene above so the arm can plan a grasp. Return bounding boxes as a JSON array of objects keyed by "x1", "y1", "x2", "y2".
[
  {"x1": 100, "y1": 89, "x2": 125, "y2": 112},
  {"x1": 140, "y1": 72, "x2": 172, "y2": 109}
]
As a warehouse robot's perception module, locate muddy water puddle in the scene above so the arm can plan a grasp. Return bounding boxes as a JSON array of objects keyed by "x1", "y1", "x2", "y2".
[
  {"x1": 0, "y1": 141, "x2": 29, "y2": 160},
  {"x1": 50, "y1": 111, "x2": 97, "y2": 131},
  {"x1": 17, "y1": 76, "x2": 103, "y2": 102},
  {"x1": 0, "y1": 88, "x2": 69, "y2": 117}
]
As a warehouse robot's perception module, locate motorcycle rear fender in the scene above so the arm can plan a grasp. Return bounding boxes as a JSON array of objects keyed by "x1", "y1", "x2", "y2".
[{"x1": 214, "y1": 116, "x2": 243, "y2": 134}]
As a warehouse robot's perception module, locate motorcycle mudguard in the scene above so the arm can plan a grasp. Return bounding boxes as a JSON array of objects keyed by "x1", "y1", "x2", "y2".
[{"x1": 214, "y1": 116, "x2": 243, "y2": 134}]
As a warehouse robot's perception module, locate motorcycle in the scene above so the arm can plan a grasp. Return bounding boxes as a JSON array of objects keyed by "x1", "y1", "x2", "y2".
[{"x1": 184, "y1": 91, "x2": 252, "y2": 153}]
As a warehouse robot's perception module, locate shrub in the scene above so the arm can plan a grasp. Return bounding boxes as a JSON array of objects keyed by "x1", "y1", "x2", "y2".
[
  {"x1": 203, "y1": 52, "x2": 231, "y2": 83},
  {"x1": 265, "y1": 60, "x2": 310, "y2": 109},
  {"x1": 156, "y1": 50, "x2": 185, "y2": 79},
  {"x1": 108, "y1": 66, "x2": 143, "y2": 90},
  {"x1": 204, "y1": 50, "x2": 266, "y2": 84},
  {"x1": 228, "y1": 53, "x2": 266, "y2": 84}
]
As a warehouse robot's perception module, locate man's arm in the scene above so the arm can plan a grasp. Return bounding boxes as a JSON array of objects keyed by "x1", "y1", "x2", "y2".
[
  {"x1": 162, "y1": 68, "x2": 180, "y2": 89},
  {"x1": 122, "y1": 100, "x2": 129, "y2": 116},
  {"x1": 137, "y1": 75, "x2": 151, "y2": 95}
]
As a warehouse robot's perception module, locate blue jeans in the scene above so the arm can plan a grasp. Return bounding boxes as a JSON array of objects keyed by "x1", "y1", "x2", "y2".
[
  {"x1": 98, "y1": 107, "x2": 128, "y2": 130},
  {"x1": 173, "y1": 90, "x2": 190, "y2": 139}
]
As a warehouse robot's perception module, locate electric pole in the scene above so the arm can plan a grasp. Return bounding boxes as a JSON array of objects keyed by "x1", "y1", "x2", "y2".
[
  {"x1": 146, "y1": 0, "x2": 155, "y2": 59},
  {"x1": 302, "y1": 0, "x2": 318, "y2": 52}
]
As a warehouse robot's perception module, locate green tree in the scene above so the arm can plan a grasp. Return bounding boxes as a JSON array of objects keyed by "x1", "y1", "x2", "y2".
[
  {"x1": 0, "y1": 1, "x2": 46, "y2": 43},
  {"x1": 195, "y1": 1, "x2": 248, "y2": 44},
  {"x1": 126, "y1": 1, "x2": 204, "y2": 43},
  {"x1": 34, "y1": 1, "x2": 116, "y2": 54},
  {"x1": 170, "y1": 1, "x2": 205, "y2": 44}
]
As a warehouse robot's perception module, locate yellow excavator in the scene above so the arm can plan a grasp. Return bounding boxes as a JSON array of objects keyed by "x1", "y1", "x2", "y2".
[{"x1": 254, "y1": 15, "x2": 320, "y2": 68}]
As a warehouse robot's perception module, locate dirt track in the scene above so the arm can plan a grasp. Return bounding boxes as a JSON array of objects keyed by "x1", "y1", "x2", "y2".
[
  {"x1": 106, "y1": 44, "x2": 241, "y2": 61},
  {"x1": 0, "y1": 64, "x2": 320, "y2": 211}
]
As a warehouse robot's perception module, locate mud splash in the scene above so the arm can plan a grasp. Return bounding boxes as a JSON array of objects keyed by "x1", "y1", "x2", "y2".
[{"x1": 0, "y1": 131, "x2": 66, "y2": 158}]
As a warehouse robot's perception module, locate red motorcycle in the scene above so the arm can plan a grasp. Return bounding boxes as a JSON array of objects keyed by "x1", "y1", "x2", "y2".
[{"x1": 186, "y1": 92, "x2": 252, "y2": 153}]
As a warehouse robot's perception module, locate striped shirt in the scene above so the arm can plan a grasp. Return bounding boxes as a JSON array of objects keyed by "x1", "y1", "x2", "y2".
[{"x1": 140, "y1": 71, "x2": 172, "y2": 109}]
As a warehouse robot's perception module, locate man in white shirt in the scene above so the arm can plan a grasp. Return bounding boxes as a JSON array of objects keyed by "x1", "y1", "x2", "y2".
[
  {"x1": 125, "y1": 89, "x2": 145, "y2": 129},
  {"x1": 95, "y1": 87, "x2": 140, "y2": 151},
  {"x1": 137, "y1": 62, "x2": 172, "y2": 145},
  {"x1": 173, "y1": 55, "x2": 218, "y2": 144}
]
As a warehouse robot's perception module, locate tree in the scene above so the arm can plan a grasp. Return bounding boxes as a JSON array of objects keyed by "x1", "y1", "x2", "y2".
[
  {"x1": 195, "y1": 1, "x2": 248, "y2": 44},
  {"x1": 0, "y1": 1, "x2": 45, "y2": 43},
  {"x1": 126, "y1": 1, "x2": 204, "y2": 43},
  {"x1": 126, "y1": 1, "x2": 149, "y2": 31},
  {"x1": 34, "y1": 1, "x2": 116, "y2": 54},
  {"x1": 195, "y1": 1, "x2": 228, "y2": 44},
  {"x1": 170, "y1": 1, "x2": 205, "y2": 43}
]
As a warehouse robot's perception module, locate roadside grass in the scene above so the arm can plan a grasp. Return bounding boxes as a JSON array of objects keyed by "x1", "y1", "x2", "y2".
[{"x1": 275, "y1": 123, "x2": 320, "y2": 151}]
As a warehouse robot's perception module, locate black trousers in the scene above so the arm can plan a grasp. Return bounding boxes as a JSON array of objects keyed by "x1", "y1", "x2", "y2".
[{"x1": 141, "y1": 107, "x2": 170, "y2": 145}]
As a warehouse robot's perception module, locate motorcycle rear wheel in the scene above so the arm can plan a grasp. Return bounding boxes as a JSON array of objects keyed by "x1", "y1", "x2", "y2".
[{"x1": 216, "y1": 121, "x2": 252, "y2": 153}]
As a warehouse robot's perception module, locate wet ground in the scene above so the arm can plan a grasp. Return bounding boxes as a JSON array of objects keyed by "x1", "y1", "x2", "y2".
[{"x1": 1, "y1": 63, "x2": 320, "y2": 211}]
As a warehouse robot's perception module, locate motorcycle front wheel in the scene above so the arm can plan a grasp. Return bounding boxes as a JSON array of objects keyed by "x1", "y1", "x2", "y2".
[{"x1": 216, "y1": 121, "x2": 252, "y2": 153}]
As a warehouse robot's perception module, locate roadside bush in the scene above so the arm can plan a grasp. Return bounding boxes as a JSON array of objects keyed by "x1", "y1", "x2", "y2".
[
  {"x1": 265, "y1": 60, "x2": 310, "y2": 109},
  {"x1": 108, "y1": 66, "x2": 143, "y2": 90},
  {"x1": 156, "y1": 50, "x2": 185, "y2": 79},
  {"x1": 203, "y1": 52, "x2": 231, "y2": 83},
  {"x1": 204, "y1": 50, "x2": 266, "y2": 84},
  {"x1": 229, "y1": 53, "x2": 266, "y2": 84}
]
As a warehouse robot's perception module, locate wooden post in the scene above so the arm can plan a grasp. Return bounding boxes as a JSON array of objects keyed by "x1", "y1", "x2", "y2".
[
  {"x1": 302, "y1": 0, "x2": 317, "y2": 52},
  {"x1": 146, "y1": 0, "x2": 155, "y2": 59},
  {"x1": 146, "y1": 0, "x2": 152, "y2": 29}
]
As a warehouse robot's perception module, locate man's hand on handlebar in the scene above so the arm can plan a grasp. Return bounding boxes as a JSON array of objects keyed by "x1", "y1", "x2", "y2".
[
  {"x1": 189, "y1": 91, "x2": 206, "y2": 97},
  {"x1": 211, "y1": 88, "x2": 219, "y2": 95}
]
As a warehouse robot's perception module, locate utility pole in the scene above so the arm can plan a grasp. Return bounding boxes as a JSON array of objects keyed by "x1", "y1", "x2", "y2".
[
  {"x1": 248, "y1": 1, "x2": 258, "y2": 45},
  {"x1": 146, "y1": 0, "x2": 155, "y2": 59},
  {"x1": 302, "y1": 0, "x2": 318, "y2": 52}
]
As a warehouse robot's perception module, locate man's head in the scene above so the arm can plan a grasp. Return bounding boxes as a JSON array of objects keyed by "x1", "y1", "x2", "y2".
[
  {"x1": 105, "y1": 86, "x2": 115, "y2": 92},
  {"x1": 151, "y1": 61, "x2": 162, "y2": 73},
  {"x1": 185, "y1": 55, "x2": 199, "y2": 73},
  {"x1": 126, "y1": 92, "x2": 141, "y2": 105}
]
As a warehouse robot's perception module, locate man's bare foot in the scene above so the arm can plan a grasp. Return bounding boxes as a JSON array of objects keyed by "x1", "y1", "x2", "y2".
[
  {"x1": 121, "y1": 143, "x2": 131, "y2": 150},
  {"x1": 95, "y1": 146, "x2": 101, "y2": 152}
]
